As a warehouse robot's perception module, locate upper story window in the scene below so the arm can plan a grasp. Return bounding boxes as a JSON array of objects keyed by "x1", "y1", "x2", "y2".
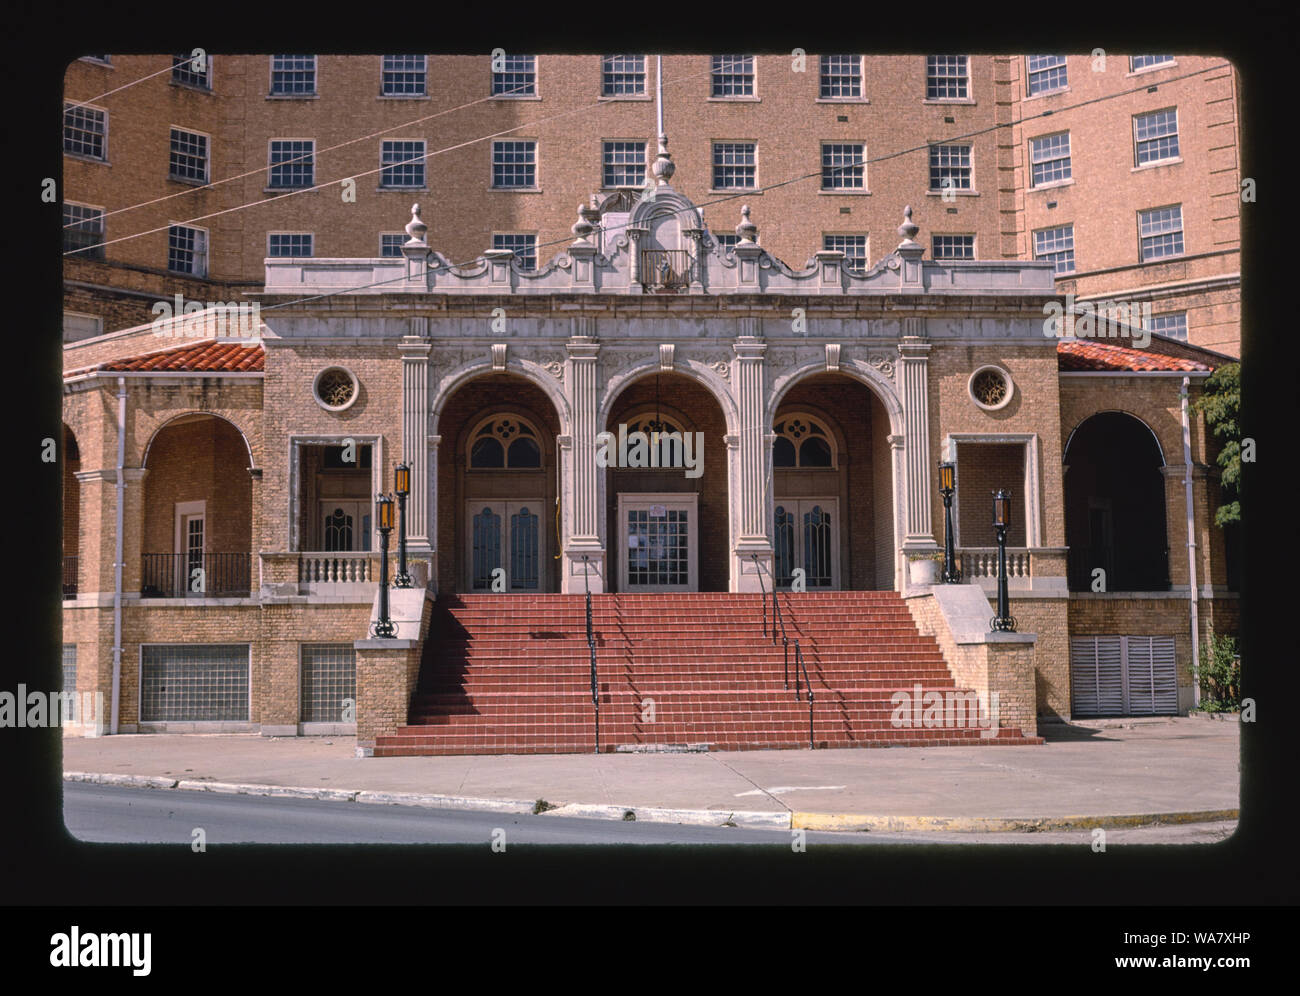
[
  {"x1": 932, "y1": 234, "x2": 975, "y2": 260},
  {"x1": 1147, "y1": 312, "x2": 1188, "y2": 340},
  {"x1": 172, "y1": 52, "x2": 211, "y2": 89},
  {"x1": 1033, "y1": 224, "x2": 1075, "y2": 274},
  {"x1": 1025, "y1": 55, "x2": 1068, "y2": 95},
  {"x1": 380, "y1": 140, "x2": 426, "y2": 188},
  {"x1": 469, "y1": 416, "x2": 543, "y2": 469},
  {"x1": 63, "y1": 203, "x2": 105, "y2": 261},
  {"x1": 268, "y1": 233, "x2": 313, "y2": 257},
  {"x1": 491, "y1": 233, "x2": 537, "y2": 271},
  {"x1": 1134, "y1": 108, "x2": 1179, "y2": 165},
  {"x1": 711, "y1": 55, "x2": 754, "y2": 97},
  {"x1": 821, "y1": 142, "x2": 866, "y2": 189},
  {"x1": 713, "y1": 233, "x2": 740, "y2": 253},
  {"x1": 602, "y1": 141, "x2": 647, "y2": 188},
  {"x1": 1130, "y1": 55, "x2": 1174, "y2": 72},
  {"x1": 380, "y1": 233, "x2": 405, "y2": 257},
  {"x1": 492, "y1": 54, "x2": 536, "y2": 97},
  {"x1": 168, "y1": 224, "x2": 207, "y2": 276},
  {"x1": 712, "y1": 142, "x2": 756, "y2": 189},
  {"x1": 819, "y1": 55, "x2": 862, "y2": 98},
  {"x1": 269, "y1": 140, "x2": 314, "y2": 188},
  {"x1": 823, "y1": 235, "x2": 868, "y2": 274},
  {"x1": 63, "y1": 104, "x2": 106, "y2": 160},
  {"x1": 169, "y1": 127, "x2": 209, "y2": 183},
  {"x1": 1138, "y1": 205, "x2": 1184, "y2": 261},
  {"x1": 773, "y1": 415, "x2": 836, "y2": 468},
  {"x1": 929, "y1": 143, "x2": 971, "y2": 191},
  {"x1": 491, "y1": 140, "x2": 536, "y2": 188},
  {"x1": 381, "y1": 55, "x2": 426, "y2": 96},
  {"x1": 1030, "y1": 131, "x2": 1072, "y2": 186},
  {"x1": 602, "y1": 55, "x2": 646, "y2": 96},
  {"x1": 926, "y1": 55, "x2": 968, "y2": 99},
  {"x1": 270, "y1": 55, "x2": 316, "y2": 96}
]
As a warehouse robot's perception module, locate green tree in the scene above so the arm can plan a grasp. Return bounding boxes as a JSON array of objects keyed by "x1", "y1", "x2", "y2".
[{"x1": 1191, "y1": 362, "x2": 1240, "y2": 526}]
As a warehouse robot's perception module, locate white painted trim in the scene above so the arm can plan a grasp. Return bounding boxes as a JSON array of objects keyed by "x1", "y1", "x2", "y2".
[
  {"x1": 943, "y1": 432, "x2": 1042, "y2": 548},
  {"x1": 174, "y1": 500, "x2": 206, "y2": 556}
]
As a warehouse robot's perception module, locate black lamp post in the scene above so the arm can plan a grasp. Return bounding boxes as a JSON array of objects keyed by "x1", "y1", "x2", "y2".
[
  {"x1": 373, "y1": 493, "x2": 397, "y2": 638},
  {"x1": 939, "y1": 461, "x2": 960, "y2": 583},
  {"x1": 991, "y1": 489, "x2": 1016, "y2": 632},
  {"x1": 393, "y1": 462, "x2": 412, "y2": 588}
]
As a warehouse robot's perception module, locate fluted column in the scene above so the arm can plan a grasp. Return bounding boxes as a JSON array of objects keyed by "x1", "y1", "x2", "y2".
[
  {"x1": 898, "y1": 336, "x2": 936, "y2": 549},
  {"x1": 733, "y1": 334, "x2": 771, "y2": 591},
  {"x1": 565, "y1": 335, "x2": 604, "y2": 592},
  {"x1": 399, "y1": 335, "x2": 432, "y2": 551}
]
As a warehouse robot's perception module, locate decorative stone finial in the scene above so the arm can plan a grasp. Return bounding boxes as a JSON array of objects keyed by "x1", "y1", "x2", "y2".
[
  {"x1": 897, "y1": 204, "x2": 919, "y2": 243},
  {"x1": 650, "y1": 133, "x2": 675, "y2": 185},
  {"x1": 404, "y1": 203, "x2": 427, "y2": 245},
  {"x1": 735, "y1": 204, "x2": 758, "y2": 244},
  {"x1": 571, "y1": 202, "x2": 595, "y2": 242}
]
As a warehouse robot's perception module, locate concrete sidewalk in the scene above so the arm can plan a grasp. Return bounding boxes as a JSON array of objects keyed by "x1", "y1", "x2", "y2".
[{"x1": 61, "y1": 717, "x2": 1240, "y2": 832}]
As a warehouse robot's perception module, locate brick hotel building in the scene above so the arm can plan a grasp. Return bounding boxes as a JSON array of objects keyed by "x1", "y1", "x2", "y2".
[{"x1": 59, "y1": 54, "x2": 1241, "y2": 753}]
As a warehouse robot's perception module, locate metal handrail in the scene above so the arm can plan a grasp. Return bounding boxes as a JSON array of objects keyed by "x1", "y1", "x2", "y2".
[
  {"x1": 749, "y1": 555, "x2": 815, "y2": 749},
  {"x1": 582, "y1": 556, "x2": 599, "y2": 754}
]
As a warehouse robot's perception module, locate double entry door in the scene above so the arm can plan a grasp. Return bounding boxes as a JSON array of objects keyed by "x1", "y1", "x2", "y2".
[
  {"x1": 774, "y1": 498, "x2": 839, "y2": 589},
  {"x1": 466, "y1": 500, "x2": 545, "y2": 592}
]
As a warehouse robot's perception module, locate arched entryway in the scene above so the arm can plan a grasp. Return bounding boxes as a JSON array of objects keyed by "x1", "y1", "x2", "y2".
[
  {"x1": 435, "y1": 374, "x2": 561, "y2": 593},
  {"x1": 1064, "y1": 411, "x2": 1169, "y2": 591}
]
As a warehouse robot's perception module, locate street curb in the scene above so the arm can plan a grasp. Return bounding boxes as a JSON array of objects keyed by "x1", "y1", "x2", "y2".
[
  {"x1": 790, "y1": 808, "x2": 1240, "y2": 833},
  {"x1": 542, "y1": 803, "x2": 790, "y2": 829}
]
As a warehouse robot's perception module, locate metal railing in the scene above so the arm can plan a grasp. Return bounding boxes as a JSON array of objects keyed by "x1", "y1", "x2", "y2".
[
  {"x1": 62, "y1": 555, "x2": 78, "y2": 599},
  {"x1": 582, "y1": 555, "x2": 599, "y2": 754},
  {"x1": 750, "y1": 555, "x2": 815, "y2": 749},
  {"x1": 141, "y1": 553, "x2": 252, "y2": 598},
  {"x1": 639, "y1": 249, "x2": 691, "y2": 290}
]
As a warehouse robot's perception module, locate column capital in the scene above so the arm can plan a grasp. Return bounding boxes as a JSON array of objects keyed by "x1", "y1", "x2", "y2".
[
  {"x1": 399, "y1": 335, "x2": 432, "y2": 357},
  {"x1": 566, "y1": 339, "x2": 600, "y2": 359},
  {"x1": 733, "y1": 338, "x2": 767, "y2": 360},
  {"x1": 897, "y1": 338, "x2": 932, "y2": 359}
]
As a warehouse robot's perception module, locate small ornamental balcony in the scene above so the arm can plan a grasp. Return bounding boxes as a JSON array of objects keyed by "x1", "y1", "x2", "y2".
[
  {"x1": 639, "y1": 248, "x2": 691, "y2": 292},
  {"x1": 63, "y1": 556, "x2": 78, "y2": 599},
  {"x1": 141, "y1": 553, "x2": 252, "y2": 598}
]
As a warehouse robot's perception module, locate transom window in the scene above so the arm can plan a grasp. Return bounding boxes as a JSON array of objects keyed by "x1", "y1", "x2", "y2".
[
  {"x1": 711, "y1": 55, "x2": 754, "y2": 97},
  {"x1": 269, "y1": 140, "x2": 314, "y2": 188},
  {"x1": 602, "y1": 141, "x2": 647, "y2": 188},
  {"x1": 169, "y1": 127, "x2": 209, "y2": 182},
  {"x1": 491, "y1": 140, "x2": 536, "y2": 188},
  {"x1": 168, "y1": 224, "x2": 207, "y2": 276},
  {"x1": 1139, "y1": 205, "x2": 1184, "y2": 261},
  {"x1": 268, "y1": 233, "x2": 313, "y2": 257},
  {"x1": 469, "y1": 416, "x2": 543, "y2": 469},
  {"x1": 926, "y1": 55, "x2": 968, "y2": 99},
  {"x1": 932, "y1": 234, "x2": 975, "y2": 260},
  {"x1": 1134, "y1": 108, "x2": 1179, "y2": 165},
  {"x1": 1130, "y1": 55, "x2": 1174, "y2": 72},
  {"x1": 382, "y1": 55, "x2": 426, "y2": 96},
  {"x1": 823, "y1": 234, "x2": 868, "y2": 274},
  {"x1": 492, "y1": 54, "x2": 536, "y2": 96},
  {"x1": 1033, "y1": 224, "x2": 1075, "y2": 274},
  {"x1": 172, "y1": 53, "x2": 211, "y2": 89},
  {"x1": 712, "y1": 142, "x2": 756, "y2": 189},
  {"x1": 1026, "y1": 55, "x2": 1068, "y2": 95},
  {"x1": 820, "y1": 55, "x2": 862, "y2": 98},
  {"x1": 821, "y1": 142, "x2": 866, "y2": 189},
  {"x1": 271, "y1": 55, "x2": 316, "y2": 95},
  {"x1": 63, "y1": 203, "x2": 105, "y2": 260},
  {"x1": 602, "y1": 55, "x2": 646, "y2": 96},
  {"x1": 1030, "y1": 132, "x2": 1072, "y2": 186},
  {"x1": 929, "y1": 144, "x2": 972, "y2": 190},
  {"x1": 773, "y1": 414, "x2": 836, "y2": 468},
  {"x1": 1146, "y1": 312, "x2": 1188, "y2": 340},
  {"x1": 381, "y1": 140, "x2": 426, "y2": 188},
  {"x1": 63, "y1": 104, "x2": 106, "y2": 160},
  {"x1": 491, "y1": 233, "x2": 537, "y2": 271}
]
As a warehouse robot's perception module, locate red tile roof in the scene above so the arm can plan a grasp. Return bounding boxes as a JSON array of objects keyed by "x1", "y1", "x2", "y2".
[
  {"x1": 1057, "y1": 339, "x2": 1212, "y2": 372},
  {"x1": 82, "y1": 340, "x2": 264, "y2": 375}
]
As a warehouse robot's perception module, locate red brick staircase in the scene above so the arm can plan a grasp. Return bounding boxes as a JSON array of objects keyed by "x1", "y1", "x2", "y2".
[{"x1": 371, "y1": 592, "x2": 1043, "y2": 756}]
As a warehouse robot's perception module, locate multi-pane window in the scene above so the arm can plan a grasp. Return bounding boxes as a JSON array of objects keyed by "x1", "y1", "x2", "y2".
[
  {"x1": 1130, "y1": 55, "x2": 1174, "y2": 72},
  {"x1": 63, "y1": 105, "x2": 106, "y2": 160},
  {"x1": 1030, "y1": 132, "x2": 1072, "y2": 186},
  {"x1": 712, "y1": 142, "x2": 756, "y2": 189},
  {"x1": 300, "y1": 644, "x2": 356, "y2": 724},
  {"x1": 823, "y1": 235, "x2": 868, "y2": 273},
  {"x1": 172, "y1": 52, "x2": 211, "y2": 89},
  {"x1": 1139, "y1": 205, "x2": 1184, "y2": 261},
  {"x1": 821, "y1": 143, "x2": 866, "y2": 189},
  {"x1": 1026, "y1": 55, "x2": 1068, "y2": 95},
  {"x1": 926, "y1": 55, "x2": 969, "y2": 99},
  {"x1": 380, "y1": 140, "x2": 426, "y2": 188},
  {"x1": 492, "y1": 233, "x2": 537, "y2": 271},
  {"x1": 63, "y1": 203, "x2": 105, "y2": 260},
  {"x1": 932, "y1": 234, "x2": 975, "y2": 260},
  {"x1": 491, "y1": 140, "x2": 536, "y2": 188},
  {"x1": 1147, "y1": 312, "x2": 1189, "y2": 340},
  {"x1": 269, "y1": 140, "x2": 314, "y2": 188},
  {"x1": 140, "y1": 645, "x2": 249, "y2": 722},
  {"x1": 268, "y1": 233, "x2": 313, "y2": 257},
  {"x1": 380, "y1": 233, "x2": 405, "y2": 257},
  {"x1": 602, "y1": 141, "x2": 647, "y2": 187},
  {"x1": 711, "y1": 55, "x2": 754, "y2": 97},
  {"x1": 168, "y1": 224, "x2": 207, "y2": 276},
  {"x1": 820, "y1": 55, "x2": 862, "y2": 98},
  {"x1": 602, "y1": 55, "x2": 646, "y2": 96},
  {"x1": 929, "y1": 144, "x2": 972, "y2": 190},
  {"x1": 1033, "y1": 224, "x2": 1075, "y2": 274},
  {"x1": 62, "y1": 645, "x2": 77, "y2": 695},
  {"x1": 270, "y1": 55, "x2": 316, "y2": 95},
  {"x1": 1134, "y1": 108, "x2": 1179, "y2": 165},
  {"x1": 169, "y1": 128, "x2": 209, "y2": 182},
  {"x1": 713, "y1": 233, "x2": 740, "y2": 253},
  {"x1": 381, "y1": 55, "x2": 426, "y2": 96},
  {"x1": 491, "y1": 54, "x2": 536, "y2": 96}
]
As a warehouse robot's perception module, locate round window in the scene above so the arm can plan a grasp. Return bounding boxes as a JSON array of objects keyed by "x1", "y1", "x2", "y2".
[
  {"x1": 968, "y1": 366, "x2": 1013, "y2": 411},
  {"x1": 313, "y1": 367, "x2": 358, "y2": 412}
]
